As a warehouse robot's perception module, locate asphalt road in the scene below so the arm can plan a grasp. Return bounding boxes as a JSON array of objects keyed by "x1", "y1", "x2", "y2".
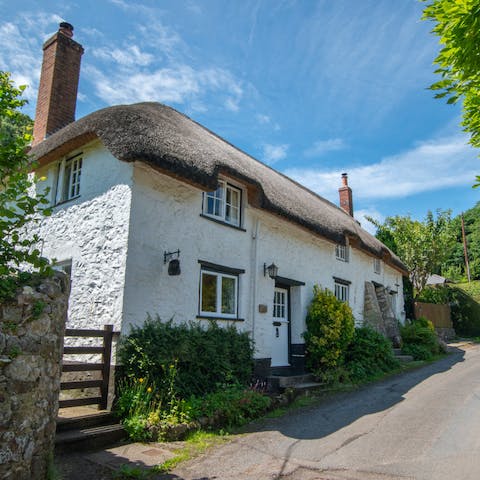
[{"x1": 170, "y1": 343, "x2": 480, "y2": 480}]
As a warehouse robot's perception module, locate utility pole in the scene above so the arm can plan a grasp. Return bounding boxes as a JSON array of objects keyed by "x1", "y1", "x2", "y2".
[{"x1": 461, "y1": 213, "x2": 471, "y2": 283}]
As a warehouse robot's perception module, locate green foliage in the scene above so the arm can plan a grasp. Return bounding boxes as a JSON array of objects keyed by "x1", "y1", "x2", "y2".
[
  {"x1": 304, "y1": 286, "x2": 355, "y2": 381},
  {"x1": 442, "y1": 203, "x2": 480, "y2": 281},
  {"x1": 423, "y1": 1, "x2": 480, "y2": 160},
  {"x1": 118, "y1": 316, "x2": 254, "y2": 398},
  {"x1": 367, "y1": 210, "x2": 455, "y2": 293},
  {"x1": 115, "y1": 377, "x2": 159, "y2": 441},
  {"x1": 456, "y1": 280, "x2": 480, "y2": 302},
  {"x1": 188, "y1": 384, "x2": 271, "y2": 427},
  {"x1": 417, "y1": 284, "x2": 480, "y2": 336},
  {"x1": 0, "y1": 71, "x2": 51, "y2": 279},
  {"x1": 401, "y1": 317, "x2": 440, "y2": 360},
  {"x1": 344, "y1": 327, "x2": 400, "y2": 383}
]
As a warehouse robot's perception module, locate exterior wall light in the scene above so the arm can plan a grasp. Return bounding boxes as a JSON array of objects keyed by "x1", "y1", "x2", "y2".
[
  {"x1": 164, "y1": 250, "x2": 181, "y2": 276},
  {"x1": 264, "y1": 262, "x2": 278, "y2": 279}
]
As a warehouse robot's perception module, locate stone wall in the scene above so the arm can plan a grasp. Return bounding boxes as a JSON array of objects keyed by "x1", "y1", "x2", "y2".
[{"x1": 0, "y1": 272, "x2": 69, "y2": 480}]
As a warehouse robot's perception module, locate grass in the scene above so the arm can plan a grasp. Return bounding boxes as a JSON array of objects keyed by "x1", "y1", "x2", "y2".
[
  {"x1": 456, "y1": 280, "x2": 480, "y2": 302},
  {"x1": 113, "y1": 430, "x2": 229, "y2": 478}
]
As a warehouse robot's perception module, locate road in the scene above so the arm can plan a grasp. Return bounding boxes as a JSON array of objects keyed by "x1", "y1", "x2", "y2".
[{"x1": 171, "y1": 343, "x2": 480, "y2": 480}]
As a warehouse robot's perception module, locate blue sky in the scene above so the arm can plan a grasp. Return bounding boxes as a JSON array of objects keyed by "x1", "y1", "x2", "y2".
[{"x1": 1, "y1": 0, "x2": 478, "y2": 233}]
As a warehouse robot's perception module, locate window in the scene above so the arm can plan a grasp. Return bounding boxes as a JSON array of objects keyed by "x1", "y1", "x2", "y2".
[
  {"x1": 54, "y1": 153, "x2": 82, "y2": 204},
  {"x1": 200, "y1": 268, "x2": 239, "y2": 318},
  {"x1": 334, "y1": 279, "x2": 350, "y2": 303},
  {"x1": 203, "y1": 180, "x2": 241, "y2": 227},
  {"x1": 373, "y1": 258, "x2": 381, "y2": 274},
  {"x1": 335, "y1": 244, "x2": 348, "y2": 262}
]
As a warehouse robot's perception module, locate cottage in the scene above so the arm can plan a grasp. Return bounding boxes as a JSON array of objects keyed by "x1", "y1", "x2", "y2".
[{"x1": 31, "y1": 24, "x2": 407, "y2": 376}]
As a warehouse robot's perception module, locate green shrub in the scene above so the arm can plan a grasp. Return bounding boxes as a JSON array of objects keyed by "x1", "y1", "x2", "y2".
[
  {"x1": 187, "y1": 384, "x2": 271, "y2": 427},
  {"x1": 345, "y1": 327, "x2": 400, "y2": 383},
  {"x1": 401, "y1": 317, "x2": 440, "y2": 360},
  {"x1": 304, "y1": 286, "x2": 355, "y2": 381},
  {"x1": 118, "y1": 316, "x2": 254, "y2": 398}
]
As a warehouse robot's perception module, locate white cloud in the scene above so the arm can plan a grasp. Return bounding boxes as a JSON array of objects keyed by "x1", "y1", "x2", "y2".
[
  {"x1": 284, "y1": 134, "x2": 479, "y2": 202},
  {"x1": 262, "y1": 143, "x2": 289, "y2": 164},
  {"x1": 304, "y1": 138, "x2": 347, "y2": 157},
  {"x1": 354, "y1": 208, "x2": 385, "y2": 236},
  {"x1": 0, "y1": 13, "x2": 63, "y2": 106},
  {"x1": 256, "y1": 114, "x2": 271, "y2": 124},
  {"x1": 85, "y1": 63, "x2": 243, "y2": 109},
  {"x1": 92, "y1": 45, "x2": 154, "y2": 67}
]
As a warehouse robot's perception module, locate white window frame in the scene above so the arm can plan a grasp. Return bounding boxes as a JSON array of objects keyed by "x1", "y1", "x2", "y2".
[
  {"x1": 373, "y1": 258, "x2": 382, "y2": 274},
  {"x1": 53, "y1": 153, "x2": 82, "y2": 204},
  {"x1": 203, "y1": 180, "x2": 242, "y2": 227},
  {"x1": 335, "y1": 244, "x2": 349, "y2": 262},
  {"x1": 334, "y1": 281, "x2": 349, "y2": 303},
  {"x1": 199, "y1": 269, "x2": 238, "y2": 319}
]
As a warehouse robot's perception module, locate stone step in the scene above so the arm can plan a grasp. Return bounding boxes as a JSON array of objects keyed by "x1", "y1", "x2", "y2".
[
  {"x1": 56, "y1": 411, "x2": 116, "y2": 433},
  {"x1": 393, "y1": 348, "x2": 402, "y2": 355},
  {"x1": 292, "y1": 381, "x2": 323, "y2": 391},
  {"x1": 55, "y1": 423, "x2": 126, "y2": 453},
  {"x1": 395, "y1": 354, "x2": 414, "y2": 363},
  {"x1": 269, "y1": 373, "x2": 316, "y2": 388}
]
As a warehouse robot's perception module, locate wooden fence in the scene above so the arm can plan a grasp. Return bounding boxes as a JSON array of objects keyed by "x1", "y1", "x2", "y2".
[
  {"x1": 414, "y1": 302, "x2": 452, "y2": 329},
  {"x1": 60, "y1": 324, "x2": 114, "y2": 410}
]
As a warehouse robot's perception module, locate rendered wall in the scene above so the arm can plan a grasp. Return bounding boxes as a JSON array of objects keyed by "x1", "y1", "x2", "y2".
[{"x1": 35, "y1": 142, "x2": 134, "y2": 333}]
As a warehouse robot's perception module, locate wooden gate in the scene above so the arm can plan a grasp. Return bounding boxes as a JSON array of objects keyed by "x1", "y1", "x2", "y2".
[{"x1": 60, "y1": 324, "x2": 114, "y2": 410}]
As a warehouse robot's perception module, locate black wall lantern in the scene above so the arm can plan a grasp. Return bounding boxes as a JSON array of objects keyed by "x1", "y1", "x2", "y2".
[
  {"x1": 264, "y1": 262, "x2": 278, "y2": 279},
  {"x1": 164, "y1": 250, "x2": 181, "y2": 276}
]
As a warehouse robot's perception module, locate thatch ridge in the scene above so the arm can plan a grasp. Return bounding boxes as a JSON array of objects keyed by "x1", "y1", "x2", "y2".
[{"x1": 31, "y1": 102, "x2": 407, "y2": 274}]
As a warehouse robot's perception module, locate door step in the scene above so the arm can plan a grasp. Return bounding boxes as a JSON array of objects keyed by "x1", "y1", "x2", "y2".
[
  {"x1": 395, "y1": 354, "x2": 414, "y2": 363},
  {"x1": 55, "y1": 423, "x2": 126, "y2": 453},
  {"x1": 268, "y1": 373, "x2": 322, "y2": 391},
  {"x1": 55, "y1": 410, "x2": 126, "y2": 453}
]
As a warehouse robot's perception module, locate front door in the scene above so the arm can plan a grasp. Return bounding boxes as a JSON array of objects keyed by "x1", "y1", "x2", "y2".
[{"x1": 271, "y1": 287, "x2": 289, "y2": 367}]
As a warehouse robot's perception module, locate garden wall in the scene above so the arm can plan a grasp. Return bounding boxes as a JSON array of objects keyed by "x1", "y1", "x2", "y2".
[
  {"x1": 0, "y1": 272, "x2": 69, "y2": 480},
  {"x1": 414, "y1": 301, "x2": 455, "y2": 340}
]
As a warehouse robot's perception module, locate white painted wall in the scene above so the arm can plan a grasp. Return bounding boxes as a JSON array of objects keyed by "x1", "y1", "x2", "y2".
[
  {"x1": 35, "y1": 141, "x2": 134, "y2": 332},
  {"x1": 122, "y1": 164, "x2": 405, "y2": 359}
]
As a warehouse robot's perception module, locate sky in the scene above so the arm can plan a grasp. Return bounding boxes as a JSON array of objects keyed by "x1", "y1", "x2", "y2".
[{"x1": 1, "y1": 0, "x2": 478, "y2": 234}]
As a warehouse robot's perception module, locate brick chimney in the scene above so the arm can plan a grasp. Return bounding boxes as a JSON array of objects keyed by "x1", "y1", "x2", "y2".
[
  {"x1": 338, "y1": 173, "x2": 353, "y2": 216},
  {"x1": 32, "y1": 22, "x2": 84, "y2": 145}
]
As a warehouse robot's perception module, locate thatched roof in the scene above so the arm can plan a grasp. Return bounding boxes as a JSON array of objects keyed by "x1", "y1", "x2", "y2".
[{"x1": 31, "y1": 102, "x2": 407, "y2": 274}]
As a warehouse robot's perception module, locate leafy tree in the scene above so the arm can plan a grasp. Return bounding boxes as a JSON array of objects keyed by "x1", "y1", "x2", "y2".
[
  {"x1": 0, "y1": 71, "x2": 51, "y2": 278},
  {"x1": 442, "y1": 202, "x2": 480, "y2": 280},
  {"x1": 367, "y1": 210, "x2": 455, "y2": 294},
  {"x1": 422, "y1": 0, "x2": 480, "y2": 186}
]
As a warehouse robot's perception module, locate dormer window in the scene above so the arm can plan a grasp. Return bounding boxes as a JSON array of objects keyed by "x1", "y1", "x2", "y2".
[
  {"x1": 373, "y1": 258, "x2": 382, "y2": 274},
  {"x1": 54, "y1": 153, "x2": 82, "y2": 204},
  {"x1": 335, "y1": 244, "x2": 348, "y2": 262},
  {"x1": 202, "y1": 180, "x2": 241, "y2": 227}
]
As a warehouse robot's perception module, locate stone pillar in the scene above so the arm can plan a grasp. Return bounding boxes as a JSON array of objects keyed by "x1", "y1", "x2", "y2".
[{"x1": 0, "y1": 272, "x2": 70, "y2": 480}]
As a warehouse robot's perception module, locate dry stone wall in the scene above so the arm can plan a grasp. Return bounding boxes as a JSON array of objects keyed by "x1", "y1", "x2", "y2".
[{"x1": 0, "y1": 272, "x2": 69, "y2": 480}]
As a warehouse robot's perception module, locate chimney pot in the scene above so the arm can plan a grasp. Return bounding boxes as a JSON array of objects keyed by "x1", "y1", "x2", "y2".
[
  {"x1": 59, "y1": 22, "x2": 74, "y2": 37},
  {"x1": 341, "y1": 172, "x2": 348, "y2": 186}
]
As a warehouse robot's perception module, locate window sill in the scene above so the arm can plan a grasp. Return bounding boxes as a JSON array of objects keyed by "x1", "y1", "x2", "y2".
[
  {"x1": 196, "y1": 315, "x2": 244, "y2": 322},
  {"x1": 200, "y1": 214, "x2": 246, "y2": 232},
  {"x1": 54, "y1": 195, "x2": 81, "y2": 207}
]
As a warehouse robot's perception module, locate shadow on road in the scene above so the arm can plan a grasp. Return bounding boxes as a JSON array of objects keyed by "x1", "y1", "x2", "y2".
[
  {"x1": 55, "y1": 347, "x2": 468, "y2": 480},
  {"x1": 244, "y1": 347, "x2": 466, "y2": 442}
]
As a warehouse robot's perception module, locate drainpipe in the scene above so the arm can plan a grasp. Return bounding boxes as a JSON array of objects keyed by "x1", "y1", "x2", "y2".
[{"x1": 250, "y1": 217, "x2": 260, "y2": 348}]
